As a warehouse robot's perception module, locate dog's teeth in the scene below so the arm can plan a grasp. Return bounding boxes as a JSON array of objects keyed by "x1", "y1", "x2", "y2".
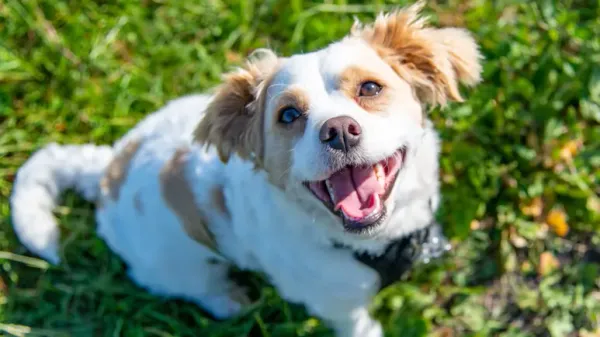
[{"x1": 373, "y1": 163, "x2": 385, "y2": 187}]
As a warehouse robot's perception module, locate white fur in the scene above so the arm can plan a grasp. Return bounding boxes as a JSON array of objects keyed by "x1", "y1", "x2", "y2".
[
  {"x1": 9, "y1": 20, "x2": 470, "y2": 337},
  {"x1": 10, "y1": 143, "x2": 113, "y2": 264}
]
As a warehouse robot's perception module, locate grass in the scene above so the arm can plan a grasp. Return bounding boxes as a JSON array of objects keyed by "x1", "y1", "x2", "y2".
[{"x1": 1, "y1": 0, "x2": 599, "y2": 336}]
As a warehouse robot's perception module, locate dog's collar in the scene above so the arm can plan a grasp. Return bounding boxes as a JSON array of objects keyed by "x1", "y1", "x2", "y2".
[
  {"x1": 354, "y1": 220, "x2": 451, "y2": 290},
  {"x1": 333, "y1": 202, "x2": 451, "y2": 290}
]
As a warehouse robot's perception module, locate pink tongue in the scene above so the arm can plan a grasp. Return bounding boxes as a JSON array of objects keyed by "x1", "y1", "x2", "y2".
[{"x1": 328, "y1": 166, "x2": 384, "y2": 219}]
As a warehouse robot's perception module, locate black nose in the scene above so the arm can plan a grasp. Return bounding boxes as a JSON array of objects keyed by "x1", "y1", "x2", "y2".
[{"x1": 319, "y1": 116, "x2": 362, "y2": 153}]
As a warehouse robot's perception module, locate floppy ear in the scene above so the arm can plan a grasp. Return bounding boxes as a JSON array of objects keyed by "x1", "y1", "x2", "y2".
[
  {"x1": 350, "y1": 2, "x2": 483, "y2": 106},
  {"x1": 193, "y1": 49, "x2": 279, "y2": 164}
]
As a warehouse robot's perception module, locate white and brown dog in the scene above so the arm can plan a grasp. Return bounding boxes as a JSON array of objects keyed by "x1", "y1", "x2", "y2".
[{"x1": 10, "y1": 3, "x2": 482, "y2": 336}]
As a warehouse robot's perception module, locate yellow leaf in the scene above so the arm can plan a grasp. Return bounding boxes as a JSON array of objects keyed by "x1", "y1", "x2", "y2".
[
  {"x1": 559, "y1": 139, "x2": 581, "y2": 162},
  {"x1": 546, "y1": 209, "x2": 569, "y2": 237},
  {"x1": 521, "y1": 197, "x2": 543, "y2": 217},
  {"x1": 538, "y1": 252, "x2": 560, "y2": 276}
]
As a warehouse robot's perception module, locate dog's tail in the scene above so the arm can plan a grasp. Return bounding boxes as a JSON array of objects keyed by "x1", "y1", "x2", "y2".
[{"x1": 10, "y1": 143, "x2": 114, "y2": 264}]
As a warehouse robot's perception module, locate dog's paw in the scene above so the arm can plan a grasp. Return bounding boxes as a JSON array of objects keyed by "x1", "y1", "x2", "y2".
[
  {"x1": 363, "y1": 320, "x2": 384, "y2": 337},
  {"x1": 333, "y1": 313, "x2": 384, "y2": 337}
]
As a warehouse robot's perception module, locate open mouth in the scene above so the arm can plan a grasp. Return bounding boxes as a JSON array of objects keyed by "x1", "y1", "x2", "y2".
[{"x1": 304, "y1": 147, "x2": 407, "y2": 232}]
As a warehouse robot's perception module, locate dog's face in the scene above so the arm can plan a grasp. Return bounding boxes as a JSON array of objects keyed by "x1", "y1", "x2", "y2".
[
  {"x1": 195, "y1": 4, "x2": 482, "y2": 236},
  {"x1": 259, "y1": 40, "x2": 426, "y2": 234}
]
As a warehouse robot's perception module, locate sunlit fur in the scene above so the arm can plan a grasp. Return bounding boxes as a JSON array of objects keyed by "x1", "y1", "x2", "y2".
[{"x1": 10, "y1": 3, "x2": 482, "y2": 336}]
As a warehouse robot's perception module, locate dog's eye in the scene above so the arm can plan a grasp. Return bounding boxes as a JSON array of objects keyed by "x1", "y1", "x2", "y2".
[
  {"x1": 359, "y1": 81, "x2": 382, "y2": 97},
  {"x1": 279, "y1": 107, "x2": 302, "y2": 124}
]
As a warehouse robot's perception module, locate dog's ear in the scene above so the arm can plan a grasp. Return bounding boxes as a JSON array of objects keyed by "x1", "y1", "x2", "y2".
[
  {"x1": 194, "y1": 49, "x2": 279, "y2": 165},
  {"x1": 350, "y1": 2, "x2": 482, "y2": 106}
]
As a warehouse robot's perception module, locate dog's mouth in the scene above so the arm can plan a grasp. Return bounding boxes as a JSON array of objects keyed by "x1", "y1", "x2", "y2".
[{"x1": 304, "y1": 147, "x2": 406, "y2": 232}]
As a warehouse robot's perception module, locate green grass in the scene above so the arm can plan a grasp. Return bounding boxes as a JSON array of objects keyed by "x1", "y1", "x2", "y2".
[{"x1": 1, "y1": 0, "x2": 599, "y2": 336}]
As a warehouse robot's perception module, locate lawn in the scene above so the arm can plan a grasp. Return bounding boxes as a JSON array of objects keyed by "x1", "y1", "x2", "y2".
[{"x1": 1, "y1": 0, "x2": 599, "y2": 336}]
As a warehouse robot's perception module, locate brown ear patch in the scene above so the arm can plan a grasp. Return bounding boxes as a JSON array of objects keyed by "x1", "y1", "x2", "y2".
[
  {"x1": 100, "y1": 139, "x2": 141, "y2": 201},
  {"x1": 193, "y1": 69, "x2": 265, "y2": 164},
  {"x1": 350, "y1": 2, "x2": 482, "y2": 106},
  {"x1": 424, "y1": 27, "x2": 482, "y2": 87},
  {"x1": 160, "y1": 147, "x2": 218, "y2": 252},
  {"x1": 193, "y1": 49, "x2": 281, "y2": 167}
]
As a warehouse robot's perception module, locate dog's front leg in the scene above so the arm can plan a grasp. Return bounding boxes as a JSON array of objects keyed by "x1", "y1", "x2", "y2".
[
  {"x1": 301, "y1": 276, "x2": 383, "y2": 337},
  {"x1": 325, "y1": 307, "x2": 384, "y2": 337},
  {"x1": 260, "y1": 246, "x2": 383, "y2": 337}
]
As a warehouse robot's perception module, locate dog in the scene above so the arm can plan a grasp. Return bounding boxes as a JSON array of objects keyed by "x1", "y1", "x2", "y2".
[{"x1": 10, "y1": 3, "x2": 482, "y2": 336}]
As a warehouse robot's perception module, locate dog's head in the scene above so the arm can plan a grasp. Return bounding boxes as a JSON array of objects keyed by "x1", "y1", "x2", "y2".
[{"x1": 195, "y1": 3, "x2": 482, "y2": 238}]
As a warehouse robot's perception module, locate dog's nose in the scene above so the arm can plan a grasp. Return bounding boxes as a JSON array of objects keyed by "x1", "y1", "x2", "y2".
[{"x1": 319, "y1": 116, "x2": 362, "y2": 153}]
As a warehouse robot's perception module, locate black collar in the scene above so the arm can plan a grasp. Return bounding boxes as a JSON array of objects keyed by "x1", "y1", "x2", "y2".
[
  {"x1": 333, "y1": 197, "x2": 451, "y2": 291},
  {"x1": 352, "y1": 220, "x2": 451, "y2": 290}
]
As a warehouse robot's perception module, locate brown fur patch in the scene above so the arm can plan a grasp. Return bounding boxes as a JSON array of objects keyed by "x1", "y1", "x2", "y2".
[
  {"x1": 338, "y1": 66, "x2": 392, "y2": 113},
  {"x1": 272, "y1": 87, "x2": 310, "y2": 120},
  {"x1": 424, "y1": 27, "x2": 482, "y2": 86},
  {"x1": 350, "y1": 2, "x2": 482, "y2": 106},
  {"x1": 100, "y1": 140, "x2": 141, "y2": 201},
  {"x1": 160, "y1": 147, "x2": 218, "y2": 252},
  {"x1": 193, "y1": 49, "x2": 281, "y2": 167},
  {"x1": 271, "y1": 87, "x2": 309, "y2": 137},
  {"x1": 211, "y1": 186, "x2": 229, "y2": 218},
  {"x1": 262, "y1": 87, "x2": 311, "y2": 188}
]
